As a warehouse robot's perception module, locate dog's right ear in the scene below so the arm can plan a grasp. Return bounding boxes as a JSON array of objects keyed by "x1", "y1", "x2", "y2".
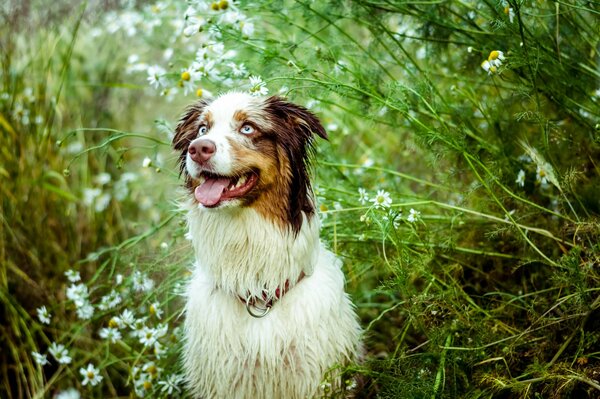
[{"x1": 173, "y1": 100, "x2": 209, "y2": 174}]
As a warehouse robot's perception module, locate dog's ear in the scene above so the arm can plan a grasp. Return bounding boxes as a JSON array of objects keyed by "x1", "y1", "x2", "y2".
[
  {"x1": 264, "y1": 96, "x2": 328, "y2": 232},
  {"x1": 264, "y1": 96, "x2": 327, "y2": 142},
  {"x1": 173, "y1": 100, "x2": 210, "y2": 174}
]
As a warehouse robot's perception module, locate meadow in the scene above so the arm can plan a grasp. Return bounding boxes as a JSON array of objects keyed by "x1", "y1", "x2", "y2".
[{"x1": 1, "y1": 0, "x2": 599, "y2": 398}]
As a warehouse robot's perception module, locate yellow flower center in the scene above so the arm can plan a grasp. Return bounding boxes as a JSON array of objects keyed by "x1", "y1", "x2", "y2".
[
  {"x1": 504, "y1": 6, "x2": 510, "y2": 15},
  {"x1": 149, "y1": 304, "x2": 156, "y2": 315},
  {"x1": 219, "y1": 0, "x2": 229, "y2": 10},
  {"x1": 87, "y1": 371, "x2": 95, "y2": 379},
  {"x1": 181, "y1": 71, "x2": 191, "y2": 81},
  {"x1": 488, "y1": 50, "x2": 500, "y2": 60},
  {"x1": 147, "y1": 365, "x2": 157, "y2": 375},
  {"x1": 319, "y1": 204, "x2": 328, "y2": 212},
  {"x1": 196, "y1": 88, "x2": 203, "y2": 97},
  {"x1": 210, "y1": 2, "x2": 219, "y2": 11},
  {"x1": 108, "y1": 318, "x2": 118, "y2": 328},
  {"x1": 143, "y1": 381, "x2": 152, "y2": 390}
]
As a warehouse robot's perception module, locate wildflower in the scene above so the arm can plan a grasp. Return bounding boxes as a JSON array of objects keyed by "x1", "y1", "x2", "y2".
[
  {"x1": 248, "y1": 75, "x2": 269, "y2": 96},
  {"x1": 133, "y1": 370, "x2": 153, "y2": 397},
  {"x1": 153, "y1": 341, "x2": 167, "y2": 359},
  {"x1": 80, "y1": 363, "x2": 103, "y2": 386},
  {"x1": 32, "y1": 351, "x2": 48, "y2": 366},
  {"x1": 157, "y1": 374, "x2": 185, "y2": 395},
  {"x1": 536, "y1": 165, "x2": 549, "y2": 186},
  {"x1": 358, "y1": 188, "x2": 369, "y2": 205},
  {"x1": 146, "y1": 65, "x2": 167, "y2": 89},
  {"x1": 37, "y1": 306, "x2": 51, "y2": 325},
  {"x1": 99, "y1": 327, "x2": 122, "y2": 343},
  {"x1": 521, "y1": 142, "x2": 560, "y2": 190},
  {"x1": 119, "y1": 309, "x2": 136, "y2": 326},
  {"x1": 227, "y1": 62, "x2": 247, "y2": 77},
  {"x1": 149, "y1": 302, "x2": 164, "y2": 319},
  {"x1": 515, "y1": 169, "x2": 526, "y2": 187},
  {"x1": 64, "y1": 269, "x2": 81, "y2": 283},
  {"x1": 66, "y1": 283, "x2": 89, "y2": 306},
  {"x1": 49, "y1": 342, "x2": 72, "y2": 364},
  {"x1": 82, "y1": 188, "x2": 102, "y2": 207},
  {"x1": 481, "y1": 50, "x2": 505, "y2": 75},
  {"x1": 94, "y1": 172, "x2": 111, "y2": 186},
  {"x1": 142, "y1": 157, "x2": 152, "y2": 168},
  {"x1": 54, "y1": 388, "x2": 81, "y2": 399},
  {"x1": 371, "y1": 190, "x2": 392, "y2": 209},
  {"x1": 94, "y1": 193, "x2": 111, "y2": 212},
  {"x1": 98, "y1": 290, "x2": 122, "y2": 311},
  {"x1": 407, "y1": 208, "x2": 421, "y2": 223},
  {"x1": 76, "y1": 302, "x2": 94, "y2": 320},
  {"x1": 503, "y1": 2, "x2": 515, "y2": 23},
  {"x1": 133, "y1": 271, "x2": 155, "y2": 292},
  {"x1": 240, "y1": 20, "x2": 254, "y2": 36},
  {"x1": 392, "y1": 213, "x2": 402, "y2": 229},
  {"x1": 140, "y1": 326, "x2": 159, "y2": 347}
]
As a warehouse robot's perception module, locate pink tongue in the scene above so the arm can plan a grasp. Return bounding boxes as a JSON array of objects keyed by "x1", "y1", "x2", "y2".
[{"x1": 194, "y1": 177, "x2": 231, "y2": 206}]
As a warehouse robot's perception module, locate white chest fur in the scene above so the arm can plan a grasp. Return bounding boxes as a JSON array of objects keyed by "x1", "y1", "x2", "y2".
[{"x1": 183, "y1": 204, "x2": 361, "y2": 398}]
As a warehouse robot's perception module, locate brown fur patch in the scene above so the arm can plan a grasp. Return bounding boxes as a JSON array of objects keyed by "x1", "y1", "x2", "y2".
[
  {"x1": 173, "y1": 99, "x2": 210, "y2": 189},
  {"x1": 233, "y1": 110, "x2": 248, "y2": 123}
]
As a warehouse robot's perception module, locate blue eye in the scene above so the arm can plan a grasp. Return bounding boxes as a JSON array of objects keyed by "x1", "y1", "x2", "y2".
[
  {"x1": 199, "y1": 125, "x2": 208, "y2": 135},
  {"x1": 240, "y1": 124, "x2": 254, "y2": 135}
]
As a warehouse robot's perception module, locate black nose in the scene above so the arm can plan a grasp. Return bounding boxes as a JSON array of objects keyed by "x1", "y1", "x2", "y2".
[{"x1": 188, "y1": 139, "x2": 216, "y2": 163}]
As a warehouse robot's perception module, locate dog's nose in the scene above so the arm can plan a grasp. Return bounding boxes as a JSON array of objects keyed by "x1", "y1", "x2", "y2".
[{"x1": 189, "y1": 139, "x2": 216, "y2": 163}]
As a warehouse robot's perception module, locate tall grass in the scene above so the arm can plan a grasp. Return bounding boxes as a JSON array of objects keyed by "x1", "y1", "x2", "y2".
[{"x1": 1, "y1": 0, "x2": 599, "y2": 398}]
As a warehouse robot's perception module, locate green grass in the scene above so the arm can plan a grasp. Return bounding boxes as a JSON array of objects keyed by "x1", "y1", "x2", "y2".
[{"x1": 1, "y1": 0, "x2": 599, "y2": 398}]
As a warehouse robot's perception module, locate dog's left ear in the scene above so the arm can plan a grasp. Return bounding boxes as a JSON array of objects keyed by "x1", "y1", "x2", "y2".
[
  {"x1": 173, "y1": 99, "x2": 210, "y2": 175},
  {"x1": 264, "y1": 96, "x2": 328, "y2": 143}
]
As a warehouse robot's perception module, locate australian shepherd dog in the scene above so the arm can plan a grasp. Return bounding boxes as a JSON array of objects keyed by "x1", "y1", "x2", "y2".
[{"x1": 172, "y1": 92, "x2": 361, "y2": 398}]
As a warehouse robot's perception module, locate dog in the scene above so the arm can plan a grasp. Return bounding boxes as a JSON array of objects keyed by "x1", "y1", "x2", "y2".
[{"x1": 172, "y1": 92, "x2": 362, "y2": 398}]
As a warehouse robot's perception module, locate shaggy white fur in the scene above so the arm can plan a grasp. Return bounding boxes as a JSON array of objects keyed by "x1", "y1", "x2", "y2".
[{"x1": 183, "y1": 201, "x2": 362, "y2": 398}]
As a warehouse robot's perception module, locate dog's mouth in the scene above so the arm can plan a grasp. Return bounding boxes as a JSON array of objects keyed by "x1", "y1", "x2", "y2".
[{"x1": 193, "y1": 170, "x2": 259, "y2": 208}]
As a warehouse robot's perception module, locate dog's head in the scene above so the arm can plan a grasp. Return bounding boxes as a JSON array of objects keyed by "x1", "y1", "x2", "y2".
[{"x1": 173, "y1": 92, "x2": 327, "y2": 233}]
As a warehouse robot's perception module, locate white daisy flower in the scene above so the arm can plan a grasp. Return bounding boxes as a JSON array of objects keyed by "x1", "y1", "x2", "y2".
[
  {"x1": 32, "y1": 351, "x2": 48, "y2": 366},
  {"x1": 76, "y1": 301, "x2": 94, "y2": 320},
  {"x1": 371, "y1": 190, "x2": 392, "y2": 209},
  {"x1": 80, "y1": 363, "x2": 103, "y2": 386},
  {"x1": 157, "y1": 374, "x2": 185, "y2": 395},
  {"x1": 515, "y1": 169, "x2": 526, "y2": 187},
  {"x1": 98, "y1": 290, "x2": 122, "y2": 311},
  {"x1": 37, "y1": 306, "x2": 51, "y2": 325},
  {"x1": 64, "y1": 269, "x2": 81, "y2": 283},
  {"x1": 149, "y1": 302, "x2": 163, "y2": 319},
  {"x1": 358, "y1": 188, "x2": 369, "y2": 205},
  {"x1": 248, "y1": 75, "x2": 268, "y2": 96},
  {"x1": 54, "y1": 388, "x2": 80, "y2": 399},
  {"x1": 146, "y1": 65, "x2": 167, "y2": 89},
  {"x1": 99, "y1": 327, "x2": 122, "y2": 343},
  {"x1": 407, "y1": 208, "x2": 421, "y2": 223},
  {"x1": 66, "y1": 283, "x2": 89, "y2": 307},
  {"x1": 49, "y1": 342, "x2": 72, "y2": 364}
]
